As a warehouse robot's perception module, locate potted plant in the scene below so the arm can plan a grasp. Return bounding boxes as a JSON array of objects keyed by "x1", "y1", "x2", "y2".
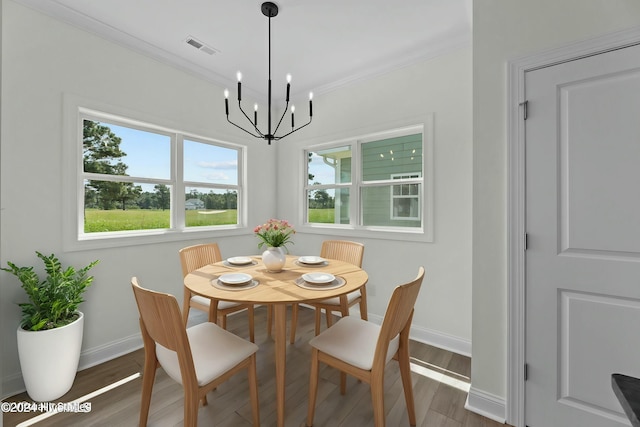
[
  {"x1": 254, "y1": 219, "x2": 295, "y2": 272},
  {"x1": 1, "y1": 251, "x2": 98, "y2": 401}
]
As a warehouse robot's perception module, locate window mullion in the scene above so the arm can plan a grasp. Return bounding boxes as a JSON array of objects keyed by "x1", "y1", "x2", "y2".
[
  {"x1": 352, "y1": 140, "x2": 361, "y2": 227},
  {"x1": 174, "y1": 133, "x2": 183, "y2": 229}
]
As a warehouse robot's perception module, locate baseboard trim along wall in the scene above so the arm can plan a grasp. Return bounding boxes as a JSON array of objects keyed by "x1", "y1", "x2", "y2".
[
  {"x1": 465, "y1": 386, "x2": 507, "y2": 424},
  {"x1": 365, "y1": 311, "x2": 472, "y2": 357}
]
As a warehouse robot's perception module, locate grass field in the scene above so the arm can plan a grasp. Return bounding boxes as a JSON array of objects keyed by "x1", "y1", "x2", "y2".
[{"x1": 84, "y1": 208, "x2": 335, "y2": 232}]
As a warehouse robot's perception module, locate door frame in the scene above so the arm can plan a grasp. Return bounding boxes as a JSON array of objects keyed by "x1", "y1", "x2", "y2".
[{"x1": 506, "y1": 26, "x2": 640, "y2": 427}]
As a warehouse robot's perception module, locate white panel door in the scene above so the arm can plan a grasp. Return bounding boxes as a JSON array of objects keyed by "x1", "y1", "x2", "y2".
[{"x1": 525, "y1": 43, "x2": 640, "y2": 427}]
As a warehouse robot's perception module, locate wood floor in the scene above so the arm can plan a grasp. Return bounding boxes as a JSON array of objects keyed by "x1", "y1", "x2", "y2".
[{"x1": 4, "y1": 306, "x2": 507, "y2": 427}]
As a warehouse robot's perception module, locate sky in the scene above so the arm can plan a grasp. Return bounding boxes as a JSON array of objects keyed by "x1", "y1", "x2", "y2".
[{"x1": 102, "y1": 123, "x2": 240, "y2": 192}]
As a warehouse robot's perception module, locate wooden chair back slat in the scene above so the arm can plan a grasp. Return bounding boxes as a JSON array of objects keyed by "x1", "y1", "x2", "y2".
[
  {"x1": 320, "y1": 240, "x2": 364, "y2": 267},
  {"x1": 179, "y1": 243, "x2": 222, "y2": 277}
]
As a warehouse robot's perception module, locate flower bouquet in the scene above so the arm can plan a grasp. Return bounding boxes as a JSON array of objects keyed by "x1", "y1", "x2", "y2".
[
  {"x1": 254, "y1": 219, "x2": 295, "y2": 251},
  {"x1": 254, "y1": 219, "x2": 295, "y2": 272}
]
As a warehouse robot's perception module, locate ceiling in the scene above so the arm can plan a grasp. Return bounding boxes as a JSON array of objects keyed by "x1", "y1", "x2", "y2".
[{"x1": 14, "y1": 0, "x2": 471, "y2": 103}]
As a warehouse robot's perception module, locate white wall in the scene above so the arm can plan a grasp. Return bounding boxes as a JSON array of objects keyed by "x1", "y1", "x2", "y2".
[
  {"x1": 0, "y1": 1, "x2": 275, "y2": 396},
  {"x1": 276, "y1": 46, "x2": 473, "y2": 351},
  {"x1": 472, "y1": 0, "x2": 640, "y2": 419}
]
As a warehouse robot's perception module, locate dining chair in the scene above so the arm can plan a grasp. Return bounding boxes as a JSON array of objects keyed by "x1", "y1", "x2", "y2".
[
  {"x1": 306, "y1": 266, "x2": 424, "y2": 427},
  {"x1": 288, "y1": 240, "x2": 366, "y2": 343},
  {"x1": 179, "y1": 243, "x2": 256, "y2": 342},
  {"x1": 131, "y1": 278, "x2": 260, "y2": 427}
]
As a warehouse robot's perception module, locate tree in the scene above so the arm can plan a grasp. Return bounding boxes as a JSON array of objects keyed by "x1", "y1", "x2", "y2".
[
  {"x1": 154, "y1": 184, "x2": 170, "y2": 210},
  {"x1": 313, "y1": 189, "x2": 331, "y2": 208},
  {"x1": 118, "y1": 184, "x2": 142, "y2": 210},
  {"x1": 83, "y1": 120, "x2": 132, "y2": 209}
]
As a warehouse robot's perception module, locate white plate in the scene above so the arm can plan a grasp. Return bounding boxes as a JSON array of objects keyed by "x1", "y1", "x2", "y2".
[
  {"x1": 227, "y1": 256, "x2": 253, "y2": 265},
  {"x1": 213, "y1": 279, "x2": 259, "y2": 291},
  {"x1": 218, "y1": 273, "x2": 253, "y2": 285},
  {"x1": 295, "y1": 276, "x2": 345, "y2": 291},
  {"x1": 298, "y1": 256, "x2": 326, "y2": 265},
  {"x1": 301, "y1": 272, "x2": 335, "y2": 284}
]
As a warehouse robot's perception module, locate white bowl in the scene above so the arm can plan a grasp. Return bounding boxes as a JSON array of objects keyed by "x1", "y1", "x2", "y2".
[
  {"x1": 227, "y1": 256, "x2": 253, "y2": 265},
  {"x1": 218, "y1": 273, "x2": 253, "y2": 285},
  {"x1": 301, "y1": 272, "x2": 335, "y2": 284},
  {"x1": 298, "y1": 256, "x2": 326, "y2": 265}
]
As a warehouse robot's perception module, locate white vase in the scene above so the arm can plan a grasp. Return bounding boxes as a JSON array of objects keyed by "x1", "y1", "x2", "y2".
[
  {"x1": 262, "y1": 247, "x2": 286, "y2": 272},
  {"x1": 17, "y1": 312, "x2": 84, "y2": 402}
]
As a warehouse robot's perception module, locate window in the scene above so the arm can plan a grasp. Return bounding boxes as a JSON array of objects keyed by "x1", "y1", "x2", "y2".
[
  {"x1": 391, "y1": 173, "x2": 421, "y2": 220},
  {"x1": 304, "y1": 122, "x2": 432, "y2": 240},
  {"x1": 79, "y1": 111, "x2": 242, "y2": 240}
]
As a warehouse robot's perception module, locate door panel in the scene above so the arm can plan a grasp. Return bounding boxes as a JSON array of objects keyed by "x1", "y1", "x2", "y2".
[{"x1": 525, "y1": 43, "x2": 640, "y2": 427}]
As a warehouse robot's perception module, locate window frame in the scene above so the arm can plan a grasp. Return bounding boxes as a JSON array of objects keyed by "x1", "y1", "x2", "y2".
[
  {"x1": 301, "y1": 117, "x2": 434, "y2": 242},
  {"x1": 63, "y1": 97, "x2": 248, "y2": 251}
]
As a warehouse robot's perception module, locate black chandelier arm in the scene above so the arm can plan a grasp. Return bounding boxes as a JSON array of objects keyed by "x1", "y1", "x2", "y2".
[
  {"x1": 237, "y1": 100, "x2": 264, "y2": 136},
  {"x1": 273, "y1": 116, "x2": 313, "y2": 141},
  {"x1": 226, "y1": 116, "x2": 264, "y2": 139},
  {"x1": 272, "y1": 99, "x2": 289, "y2": 136}
]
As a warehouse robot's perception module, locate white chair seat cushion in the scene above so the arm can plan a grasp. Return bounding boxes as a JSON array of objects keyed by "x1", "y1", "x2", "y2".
[
  {"x1": 312, "y1": 289, "x2": 361, "y2": 307},
  {"x1": 156, "y1": 322, "x2": 258, "y2": 386},
  {"x1": 309, "y1": 316, "x2": 399, "y2": 370},
  {"x1": 191, "y1": 295, "x2": 243, "y2": 311}
]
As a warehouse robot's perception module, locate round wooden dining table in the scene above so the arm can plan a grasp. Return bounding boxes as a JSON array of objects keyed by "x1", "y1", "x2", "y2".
[{"x1": 183, "y1": 254, "x2": 368, "y2": 427}]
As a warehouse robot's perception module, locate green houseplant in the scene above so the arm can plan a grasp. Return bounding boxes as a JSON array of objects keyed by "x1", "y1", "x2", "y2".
[
  {"x1": 2, "y1": 252, "x2": 99, "y2": 401},
  {"x1": 2, "y1": 252, "x2": 98, "y2": 331}
]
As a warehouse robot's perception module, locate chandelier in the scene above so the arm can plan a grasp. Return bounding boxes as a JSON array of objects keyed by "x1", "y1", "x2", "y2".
[{"x1": 224, "y1": 1, "x2": 313, "y2": 145}]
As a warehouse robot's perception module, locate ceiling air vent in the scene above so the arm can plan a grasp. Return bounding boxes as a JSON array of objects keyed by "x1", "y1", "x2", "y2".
[{"x1": 185, "y1": 36, "x2": 218, "y2": 55}]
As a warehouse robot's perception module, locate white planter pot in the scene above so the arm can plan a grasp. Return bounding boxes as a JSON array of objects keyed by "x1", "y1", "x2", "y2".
[
  {"x1": 262, "y1": 247, "x2": 286, "y2": 272},
  {"x1": 17, "y1": 312, "x2": 84, "y2": 402}
]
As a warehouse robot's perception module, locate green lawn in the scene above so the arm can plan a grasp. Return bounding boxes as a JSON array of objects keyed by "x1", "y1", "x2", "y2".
[
  {"x1": 84, "y1": 208, "x2": 335, "y2": 232},
  {"x1": 84, "y1": 209, "x2": 237, "y2": 232},
  {"x1": 307, "y1": 209, "x2": 335, "y2": 223}
]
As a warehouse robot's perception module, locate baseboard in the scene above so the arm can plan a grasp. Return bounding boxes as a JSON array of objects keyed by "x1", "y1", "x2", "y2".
[
  {"x1": 2, "y1": 333, "x2": 143, "y2": 400},
  {"x1": 365, "y1": 312, "x2": 472, "y2": 357},
  {"x1": 78, "y1": 333, "x2": 143, "y2": 371},
  {"x1": 465, "y1": 386, "x2": 507, "y2": 424}
]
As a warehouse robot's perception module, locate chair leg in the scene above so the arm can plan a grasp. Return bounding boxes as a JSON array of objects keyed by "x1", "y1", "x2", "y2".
[
  {"x1": 306, "y1": 349, "x2": 320, "y2": 427},
  {"x1": 325, "y1": 309, "x2": 334, "y2": 328},
  {"x1": 399, "y1": 348, "x2": 416, "y2": 426},
  {"x1": 371, "y1": 374, "x2": 386, "y2": 427},
  {"x1": 248, "y1": 354, "x2": 260, "y2": 426},
  {"x1": 220, "y1": 313, "x2": 227, "y2": 330},
  {"x1": 183, "y1": 389, "x2": 199, "y2": 427},
  {"x1": 314, "y1": 308, "x2": 322, "y2": 336},
  {"x1": 139, "y1": 356, "x2": 157, "y2": 427},
  {"x1": 290, "y1": 303, "x2": 299, "y2": 344},
  {"x1": 182, "y1": 288, "x2": 192, "y2": 326},
  {"x1": 208, "y1": 300, "x2": 219, "y2": 324},
  {"x1": 359, "y1": 286, "x2": 368, "y2": 321},
  {"x1": 248, "y1": 305, "x2": 255, "y2": 343},
  {"x1": 340, "y1": 372, "x2": 347, "y2": 395}
]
